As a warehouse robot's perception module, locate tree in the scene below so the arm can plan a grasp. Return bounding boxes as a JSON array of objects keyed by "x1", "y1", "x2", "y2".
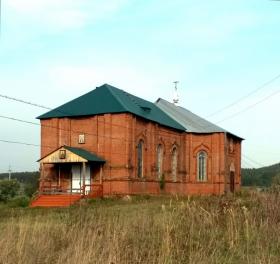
[{"x1": 0, "y1": 179, "x2": 20, "y2": 202}]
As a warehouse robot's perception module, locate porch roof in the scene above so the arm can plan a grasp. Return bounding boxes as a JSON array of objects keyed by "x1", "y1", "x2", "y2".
[
  {"x1": 38, "y1": 146, "x2": 106, "y2": 164},
  {"x1": 64, "y1": 146, "x2": 105, "y2": 163}
]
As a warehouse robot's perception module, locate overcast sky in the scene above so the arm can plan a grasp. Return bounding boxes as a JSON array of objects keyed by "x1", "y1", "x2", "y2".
[{"x1": 0, "y1": 0, "x2": 280, "y2": 172}]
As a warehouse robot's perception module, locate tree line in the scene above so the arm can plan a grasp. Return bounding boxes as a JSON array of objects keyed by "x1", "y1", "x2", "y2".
[{"x1": 242, "y1": 163, "x2": 280, "y2": 187}]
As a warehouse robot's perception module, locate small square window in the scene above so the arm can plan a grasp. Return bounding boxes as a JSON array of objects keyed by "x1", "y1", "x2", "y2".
[
  {"x1": 59, "y1": 150, "x2": 66, "y2": 159},
  {"x1": 78, "y1": 134, "x2": 85, "y2": 144}
]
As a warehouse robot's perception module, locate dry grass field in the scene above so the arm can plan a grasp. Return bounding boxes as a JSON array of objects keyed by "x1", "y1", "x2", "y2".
[{"x1": 0, "y1": 190, "x2": 280, "y2": 264}]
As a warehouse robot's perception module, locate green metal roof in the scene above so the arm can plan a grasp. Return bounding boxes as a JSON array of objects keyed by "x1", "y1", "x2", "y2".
[
  {"x1": 64, "y1": 146, "x2": 105, "y2": 163},
  {"x1": 37, "y1": 84, "x2": 185, "y2": 131}
]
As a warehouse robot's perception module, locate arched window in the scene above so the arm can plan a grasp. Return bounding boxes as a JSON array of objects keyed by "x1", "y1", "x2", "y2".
[
  {"x1": 171, "y1": 147, "x2": 178, "y2": 181},
  {"x1": 157, "y1": 144, "x2": 163, "y2": 179},
  {"x1": 197, "y1": 151, "x2": 207, "y2": 181},
  {"x1": 137, "y1": 140, "x2": 144, "y2": 178}
]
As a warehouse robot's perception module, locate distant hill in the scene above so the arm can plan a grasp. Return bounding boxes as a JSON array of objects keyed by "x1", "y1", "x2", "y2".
[{"x1": 242, "y1": 163, "x2": 280, "y2": 187}]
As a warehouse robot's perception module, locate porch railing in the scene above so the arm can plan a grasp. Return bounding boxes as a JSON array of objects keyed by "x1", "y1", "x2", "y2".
[
  {"x1": 39, "y1": 180, "x2": 63, "y2": 193},
  {"x1": 39, "y1": 179, "x2": 103, "y2": 198}
]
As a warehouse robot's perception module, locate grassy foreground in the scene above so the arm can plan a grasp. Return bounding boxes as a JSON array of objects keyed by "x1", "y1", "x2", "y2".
[{"x1": 0, "y1": 191, "x2": 280, "y2": 264}]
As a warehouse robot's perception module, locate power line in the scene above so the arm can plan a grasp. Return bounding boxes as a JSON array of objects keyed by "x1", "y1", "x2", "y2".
[
  {"x1": 0, "y1": 94, "x2": 51, "y2": 110},
  {"x1": 215, "y1": 88, "x2": 280, "y2": 124},
  {"x1": 241, "y1": 159, "x2": 255, "y2": 169},
  {"x1": 242, "y1": 156, "x2": 259, "y2": 168},
  {"x1": 0, "y1": 138, "x2": 144, "y2": 157},
  {"x1": 0, "y1": 115, "x2": 41, "y2": 127},
  {"x1": 0, "y1": 113, "x2": 185, "y2": 145},
  {"x1": 1, "y1": 85, "x2": 278, "y2": 138},
  {"x1": 242, "y1": 154, "x2": 265, "y2": 168},
  {"x1": 0, "y1": 135, "x2": 268, "y2": 170},
  {"x1": 206, "y1": 72, "x2": 280, "y2": 118},
  {"x1": 0, "y1": 95, "x2": 268, "y2": 167},
  {"x1": 0, "y1": 92, "x2": 190, "y2": 142},
  {"x1": 0, "y1": 139, "x2": 42, "y2": 148}
]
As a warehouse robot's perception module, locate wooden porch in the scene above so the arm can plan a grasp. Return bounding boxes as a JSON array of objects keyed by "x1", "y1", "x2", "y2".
[
  {"x1": 39, "y1": 180, "x2": 104, "y2": 198},
  {"x1": 31, "y1": 146, "x2": 106, "y2": 207}
]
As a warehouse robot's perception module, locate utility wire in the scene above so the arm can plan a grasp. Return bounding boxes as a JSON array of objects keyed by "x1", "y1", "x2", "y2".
[
  {"x1": 0, "y1": 93, "x2": 188, "y2": 140},
  {"x1": 215, "y1": 88, "x2": 280, "y2": 124},
  {"x1": 0, "y1": 139, "x2": 42, "y2": 148},
  {"x1": 0, "y1": 115, "x2": 40, "y2": 127},
  {"x1": 0, "y1": 137, "x2": 266, "y2": 170},
  {"x1": 0, "y1": 94, "x2": 51, "y2": 110},
  {"x1": 242, "y1": 154, "x2": 265, "y2": 168},
  {"x1": 206, "y1": 72, "x2": 280, "y2": 118},
  {"x1": 242, "y1": 157, "x2": 258, "y2": 169},
  {"x1": 1, "y1": 81, "x2": 279, "y2": 130},
  {"x1": 0, "y1": 98, "x2": 267, "y2": 167},
  {"x1": 0, "y1": 138, "x2": 142, "y2": 157},
  {"x1": 0, "y1": 113, "x2": 184, "y2": 144},
  {"x1": 241, "y1": 159, "x2": 256, "y2": 169},
  {"x1": 1, "y1": 83, "x2": 279, "y2": 139}
]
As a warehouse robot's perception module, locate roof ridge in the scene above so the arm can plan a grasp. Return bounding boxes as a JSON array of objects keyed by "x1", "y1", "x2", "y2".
[{"x1": 104, "y1": 84, "x2": 130, "y2": 112}]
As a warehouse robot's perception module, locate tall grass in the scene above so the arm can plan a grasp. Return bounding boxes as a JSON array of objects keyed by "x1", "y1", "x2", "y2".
[{"x1": 0, "y1": 191, "x2": 280, "y2": 263}]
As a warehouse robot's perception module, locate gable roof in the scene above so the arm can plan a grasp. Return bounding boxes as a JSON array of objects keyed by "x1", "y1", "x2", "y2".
[
  {"x1": 156, "y1": 98, "x2": 243, "y2": 139},
  {"x1": 37, "y1": 84, "x2": 185, "y2": 132},
  {"x1": 38, "y1": 145, "x2": 106, "y2": 163},
  {"x1": 64, "y1": 146, "x2": 106, "y2": 163}
]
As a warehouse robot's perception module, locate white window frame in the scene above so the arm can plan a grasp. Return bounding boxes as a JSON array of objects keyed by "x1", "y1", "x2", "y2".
[
  {"x1": 197, "y1": 151, "x2": 207, "y2": 181},
  {"x1": 157, "y1": 144, "x2": 163, "y2": 179}
]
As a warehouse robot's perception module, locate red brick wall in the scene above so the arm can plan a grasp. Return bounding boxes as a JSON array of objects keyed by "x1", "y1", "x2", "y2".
[{"x1": 40, "y1": 113, "x2": 242, "y2": 196}]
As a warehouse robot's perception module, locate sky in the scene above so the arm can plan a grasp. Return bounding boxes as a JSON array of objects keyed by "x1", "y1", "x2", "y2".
[{"x1": 0, "y1": 0, "x2": 280, "y2": 172}]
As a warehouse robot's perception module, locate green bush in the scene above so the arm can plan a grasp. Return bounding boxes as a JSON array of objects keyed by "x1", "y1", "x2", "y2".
[
  {"x1": 8, "y1": 196, "x2": 30, "y2": 208},
  {"x1": 24, "y1": 182, "x2": 39, "y2": 197},
  {"x1": 0, "y1": 179, "x2": 20, "y2": 202}
]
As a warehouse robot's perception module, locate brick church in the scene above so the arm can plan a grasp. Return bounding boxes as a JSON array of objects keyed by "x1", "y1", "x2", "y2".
[{"x1": 31, "y1": 84, "x2": 242, "y2": 207}]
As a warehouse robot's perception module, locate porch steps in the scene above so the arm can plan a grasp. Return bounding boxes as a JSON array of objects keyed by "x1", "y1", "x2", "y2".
[{"x1": 30, "y1": 194, "x2": 82, "y2": 208}]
